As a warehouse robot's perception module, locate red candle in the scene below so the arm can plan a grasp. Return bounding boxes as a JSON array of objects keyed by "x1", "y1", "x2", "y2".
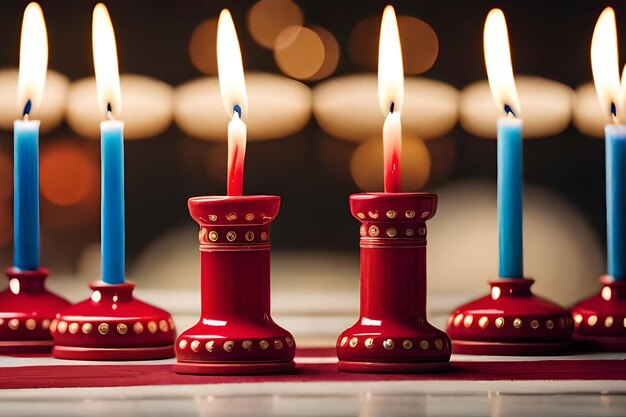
[
  {"x1": 378, "y1": 5, "x2": 404, "y2": 193},
  {"x1": 217, "y1": 10, "x2": 248, "y2": 196}
]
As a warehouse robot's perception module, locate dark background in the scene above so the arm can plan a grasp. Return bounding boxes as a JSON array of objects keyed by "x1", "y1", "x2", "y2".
[{"x1": 0, "y1": 0, "x2": 620, "y2": 271}]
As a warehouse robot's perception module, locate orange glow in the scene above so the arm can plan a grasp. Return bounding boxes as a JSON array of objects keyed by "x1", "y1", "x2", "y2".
[
  {"x1": 189, "y1": 19, "x2": 218, "y2": 75},
  {"x1": 247, "y1": 0, "x2": 303, "y2": 49},
  {"x1": 274, "y1": 26, "x2": 325, "y2": 80}
]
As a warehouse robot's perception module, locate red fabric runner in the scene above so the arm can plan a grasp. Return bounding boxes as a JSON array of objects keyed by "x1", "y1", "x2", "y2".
[{"x1": 1, "y1": 357, "x2": 625, "y2": 389}]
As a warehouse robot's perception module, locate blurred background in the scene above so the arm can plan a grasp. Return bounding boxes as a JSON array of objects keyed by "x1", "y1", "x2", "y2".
[{"x1": 0, "y1": 0, "x2": 622, "y2": 342}]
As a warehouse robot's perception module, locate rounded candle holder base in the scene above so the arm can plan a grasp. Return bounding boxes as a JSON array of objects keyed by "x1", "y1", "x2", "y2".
[
  {"x1": 570, "y1": 276, "x2": 626, "y2": 352},
  {"x1": 446, "y1": 278, "x2": 575, "y2": 355},
  {"x1": 0, "y1": 267, "x2": 70, "y2": 353},
  {"x1": 51, "y1": 281, "x2": 175, "y2": 360},
  {"x1": 174, "y1": 196, "x2": 296, "y2": 375},
  {"x1": 337, "y1": 193, "x2": 451, "y2": 373}
]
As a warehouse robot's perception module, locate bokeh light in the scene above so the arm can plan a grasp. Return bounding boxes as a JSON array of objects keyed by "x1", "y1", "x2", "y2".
[
  {"x1": 307, "y1": 26, "x2": 340, "y2": 81},
  {"x1": 189, "y1": 19, "x2": 218, "y2": 75},
  {"x1": 247, "y1": 0, "x2": 304, "y2": 49},
  {"x1": 40, "y1": 141, "x2": 98, "y2": 207},
  {"x1": 350, "y1": 135, "x2": 431, "y2": 191},
  {"x1": 348, "y1": 15, "x2": 438, "y2": 75},
  {"x1": 274, "y1": 26, "x2": 324, "y2": 80},
  {"x1": 572, "y1": 81, "x2": 605, "y2": 138}
]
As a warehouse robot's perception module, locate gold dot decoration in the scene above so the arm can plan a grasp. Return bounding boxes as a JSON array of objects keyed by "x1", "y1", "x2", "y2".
[
  {"x1": 386, "y1": 210, "x2": 397, "y2": 219},
  {"x1": 623, "y1": 318, "x2": 626, "y2": 328},
  {"x1": 340, "y1": 336, "x2": 348, "y2": 347},
  {"x1": 8, "y1": 319, "x2": 20, "y2": 330},
  {"x1": 365, "y1": 338, "x2": 374, "y2": 348},
  {"x1": 495, "y1": 317, "x2": 505, "y2": 328},
  {"x1": 605, "y1": 316, "x2": 614, "y2": 328},
  {"x1": 179, "y1": 340, "x2": 188, "y2": 349},
  {"x1": 133, "y1": 322, "x2": 144, "y2": 334},
  {"x1": 208, "y1": 231, "x2": 219, "y2": 242},
  {"x1": 261, "y1": 231, "x2": 269, "y2": 241},
  {"x1": 159, "y1": 320, "x2": 169, "y2": 332},
  {"x1": 50, "y1": 320, "x2": 58, "y2": 333},
  {"x1": 242, "y1": 340, "x2": 253, "y2": 350},
  {"x1": 421, "y1": 211, "x2": 431, "y2": 219},
  {"x1": 245, "y1": 231, "x2": 255, "y2": 242},
  {"x1": 57, "y1": 321, "x2": 68, "y2": 334},
  {"x1": 274, "y1": 340, "x2": 284, "y2": 350},
  {"x1": 260, "y1": 340, "x2": 270, "y2": 350},
  {"x1": 205, "y1": 341, "x2": 215, "y2": 352},
  {"x1": 68, "y1": 323, "x2": 79, "y2": 334},
  {"x1": 25, "y1": 319, "x2": 37, "y2": 330},
  {"x1": 463, "y1": 315, "x2": 473, "y2": 328},
  {"x1": 513, "y1": 318, "x2": 522, "y2": 329},
  {"x1": 245, "y1": 213, "x2": 255, "y2": 221},
  {"x1": 530, "y1": 320, "x2": 539, "y2": 329},
  {"x1": 418, "y1": 227, "x2": 426, "y2": 236},
  {"x1": 0, "y1": 318, "x2": 4, "y2": 326},
  {"x1": 383, "y1": 339, "x2": 394, "y2": 350},
  {"x1": 360, "y1": 226, "x2": 367, "y2": 237},
  {"x1": 420, "y1": 340, "x2": 429, "y2": 350},
  {"x1": 434, "y1": 339, "x2": 443, "y2": 350},
  {"x1": 588, "y1": 315, "x2": 598, "y2": 326},
  {"x1": 357, "y1": 212, "x2": 365, "y2": 219},
  {"x1": 148, "y1": 321, "x2": 158, "y2": 334},
  {"x1": 223, "y1": 341, "x2": 235, "y2": 352},
  {"x1": 478, "y1": 316, "x2": 489, "y2": 329},
  {"x1": 546, "y1": 320, "x2": 554, "y2": 329},
  {"x1": 349, "y1": 337, "x2": 358, "y2": 348},
  {"x1": 368, "y1": 210, "x2": 379, "y2": 219},
  {"x1": 406, "y1": 229, "x2": 414, "y2": 236},
  {"x1": 368, "y1": 226, "x2": 379, "y2": 237},
  {"x1": 405, "y1": 210, "x2": 416, "y2": 218},
  {"x1": 226, "y1": 213, "x2": 237, "y2": 221},
  {"x1": 386, "y1": 228, "x2": 397, "y2": 237},
  {"x1": 286, "y1": 336, "x2": 294, "y2": 347},
  {"x1": 453, "y1": 314, "x2": 464, "y2": 327},
  {"x1": 98, "y1": 323, "x2": 109, "y2": 335},
  {"x1": 191, "y1": 340, "x2": 201, "y2": 352},
  {"x1": 226, "y1": 231, "x2": 237, "y2": 242},
  {"x1": 41, "y1": 319, "x2": 50, "y2": 330},
  {"x1": 117, "y1": 324, "x2": 128, "y2": 335},
  {"x1": 402, "y1": 340, "x2": 412, "y2": 350}
]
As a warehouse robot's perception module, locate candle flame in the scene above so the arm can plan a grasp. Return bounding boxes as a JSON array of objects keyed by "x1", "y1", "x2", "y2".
[
  {"x1": 18, "y1": 3, "x2": 48, "y2": 116},
  {"x1": 217, "y1": 9, "x2": 248, "y2": 119},
  {"x1": 93, "y1": 3, "x2": 121, "y2": 119},
  {"x1": 378, "y1": 5, "x2": 404, "y2": 115},
  {"x1": 591, "y1": 7, "x2": 622, "y2": 121},
  {"x1": 484, "y1": 9, "x2": 521, "y2": 117}
]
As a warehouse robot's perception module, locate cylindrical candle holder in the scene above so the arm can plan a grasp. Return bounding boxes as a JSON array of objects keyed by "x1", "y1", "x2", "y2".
[
  {"x1": 570, "y1": 276, "x2": 626, "y2": 351},
  {"x1": 174, "y1": 196, "x2": 296, "y2": 375},
  {"x1": 337, "y1": 193, "x2": 451, "y2": 373},
  {"x1": 446, "y1": 278, "x2": 574, "y2": 355},
  {"x1": 0, "y1": 267, "x2": 70, "y2": 353},
  {"x1": 51, "y1": 281, "x2": 175, "y2": 360}
]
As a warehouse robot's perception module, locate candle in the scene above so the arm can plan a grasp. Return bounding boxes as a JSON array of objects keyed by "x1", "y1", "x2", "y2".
[
  {"x1": 217, "y1": 9, "x2": 248, "y2": 196},
  {"x1": 590, "y1": 7, "x2": 626, "y2": 281},
  {"x1": 14, "y1": 3, "x2": 47, "y2": 271},
  {"x1": 484, "y1": 9, "x2": 524, "y2": 278},
  {"x1": 93, "y1": 3, "x2": 125, "y2": 284},
  {"x1": 378, "y1": 5, "x2": 404, "y2": 193}
]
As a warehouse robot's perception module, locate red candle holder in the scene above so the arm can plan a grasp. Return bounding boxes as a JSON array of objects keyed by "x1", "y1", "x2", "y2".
[
  {"x1": 446, "y1": 278, "x2": 575, "y2": 355},
  {"x1": 174, "y1": 196, "x2": 296, "y2": 375},
  {"x1": 0, "y1": 267, "x2": 70, "y2": 353},
  {"x1": 337, "y1": 193, "x2": 451, "y2": 373},
  {"x1": 51, "y1": 281, "x2": 175, "y2": 360},
  {"x1": 570, "y1": 276, "x2": 626, "y2": 351}
]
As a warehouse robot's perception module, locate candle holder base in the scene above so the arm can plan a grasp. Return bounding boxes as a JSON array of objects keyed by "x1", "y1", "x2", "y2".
[
  {"x1": 174, "y1": 195, "x2": 296, "y2": 375},
  {"x1": 570, "y1": 276, "x2": 626, "y2": 352},
  {"x1": 446, "y1": 278, "x2": 575, "y2": 355},
  {"x1": 0, "y1": 267, "x2": 70, "y2": 353},
  {"x1": 51, "y1": 281, "x2": 175, "y2": 360}
]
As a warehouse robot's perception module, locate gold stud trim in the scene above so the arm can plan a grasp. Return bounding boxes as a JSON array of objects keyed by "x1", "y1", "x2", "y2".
[
  {"x1": 245, "y1": 213, "x2": 255, "y2": 221},
  {"x1": 349, "y1": 337, "x2": 358, "y2": 348},
  {"x1": 421, "y1": 211, "x2": 431, "y2": 219},
  {"x1": 588, "y1": 315, "x2": 598, "y2": 326},
  {"x1": 50, "y1": 319, "x2": 58, "y2": 332},
  {"x1": 513, "y1": 318, "x2": 522, "y2": 329},
  {"x1": 546, "y1": 320, "x2": 554, "y2": 329},
  {"x1": 495, "y1": 317, "x2": 505, "y2": 328},
  {"x1": 405, "y1": 210, "x2": 416, "y2": 218},
  {"x1": 285, "y1": 336, "x2": 294, "y2": 347},
  {"x1": 260, "y1": 231, "x2": 269, "y2": 241},
  {"x1": 386, "y1": 210, "x2": 397, "y2": 219},
  {"x1": 159, "y1": 320, "x2": 169, "y2": 332},
  {"x1": 453, "y1": 314, "x2": 464, "y2": 327},
  {"x1": 402, "y1": 340, "x2": 412, "y2": 350},
  {"x1": 148, "y1": 321, "x2": 158, "y2": 334},
  {"x1": 190, "y1": 340, "x2": 200, "y2": 352},
  {"x1": 208, "y1": 214, "x2": 218, "y2": 221},
  {"x1": 68, "y1": 322, "x2": 79, "y2": 334},
  {"x1": 369, "y1": 226, "x2": 379, "y2": 237},
  {"x1": 25, "y1": 319, "x2": 36, "y2": 330},
  {"x1": 383, "y1": 339, "x2": 394, "y2": 350},
  {"x1": 245, "y1": 231, "x2": 255, "y2": 242},
  {"x1": 82, "y1": 323, "x2": 93, "y2": 334},
  {"x1": 463, "y1": 315, "x2": 473, "y2": 328},
  {"x1": 179, "y1": 340, "x2": 188, "y2": 349},
  {"x1": 357, "y1": 212, "x2": 365, "y2": 219},
  {"x1": 530, "y1": 320, "x2": 539, "y2": 329},
  {"x1": 434, "y1": 339, "x2": 443, "y2": 350},
  {"x1": 117, "y1": 323, "x2": 128, "y2": 335},
  {"x1": 340, "y1": 336, "x2": 348, "y2": 347},
  {"x1": 368, "y1": 210, "x2": 379, "y2": 219},
  {"x1": 226, "y1": 231, "x2": 237, "y2": 242},
  {"x1": 274, "y1": 340, "x2": 284, "y2": 350},
  {"x1": 205, "y1": 341, "x2": 214, "y2": 352},
  {"x1": 365, "y1": 338, "x2": 374, "y2": 348},
  {"x1": 41, "y1": 319, "x2": 50, "y2": 330},
  {"x1": 478, "y1": 316, "x2": 489, "y2": 329},
  {"x1": 98, "y1": 323, "x2": 109, "y2": 335},
  {"x1": 8, "y1": 319, "x2": 19, "y2": 330},
  {"x1": 386, "y1": 228, "x2": 397, "y2": 237},
  {"x1": 226, "y1": 213, "x2": 237, "y2": 221},
  {"x1": 418, "y1": 227, "x2": 426, "y2": 236},
  {"x1": 259, "y1": 340, "x2": 269, "y2": 350},
  {"x1": 133, "y1": 322, "x2": 144, "y2": 334},
  {"x1": 223, "y1": 341, "x2": 234, "y2": 352},
  {"x1": 242, "y1": 340, "x2": 253, "y2": 350},
  {"x1": 406, "y1": 229, "x2": 414, "y2": 237},
  {"x1": 605, "y1": 316, "x2": 614, "y2": 328},
  {"x1": 420, "y1": 340, "x2": 429, "y2": 350},
  {"x1": 208, "y1": 231, "x2": 218, "y2": 242},
  {"x1": 57, "y1": 321, "x2": 68, "y2": 334}
]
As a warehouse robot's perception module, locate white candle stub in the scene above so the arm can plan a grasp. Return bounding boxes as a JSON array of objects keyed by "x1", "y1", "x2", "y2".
[
  {"x1": 460, "y1": 76, "x2": 573, "y2": 139},
  {"x1": 0, "y1": 69, "x2": 68, "y2": 133},
  {"x1": 174, "y1": 72, "x2": 312, "y2": 141},
  {"x1": 313, "y1": 74, "x2": 458, "y2": 142},
  {"x1": 66, "y1": 74, "x2": 174, "y2": 140}
]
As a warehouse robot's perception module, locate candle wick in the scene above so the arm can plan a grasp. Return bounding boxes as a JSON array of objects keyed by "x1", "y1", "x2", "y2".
[
  {"x1": 610, "y1": 102, "x2": 620, "y2": 124},
  {"x1": 22, "y1": 99, "x2": 32, "y2": 119},
  {"x1": 389, "y1": 102, "x2": 395, "y2": 113},
  {"x1": 233, "y1": 104, "x2": 242, "y2": 119},
  {"x1": 503, "y1": 104, "x2": 516, "y2": 118},
  {"x1": 106, "y1": 102, "x2": 115, "y2": 121}
]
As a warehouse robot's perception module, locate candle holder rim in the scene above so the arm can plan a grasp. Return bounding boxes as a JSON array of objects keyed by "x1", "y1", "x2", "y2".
[
  {"x1": 600, "y1": 274, "x2": 626, "y2": 287},
  {"x1": 189, "y1": 195, "x2": 280, "y2": 204},
  {"x1": 350, "y1": 192, "x2": 437, "y2": 200},
  {"x1": 6, "y1": 266, "x2": 49, "y2": 279}
]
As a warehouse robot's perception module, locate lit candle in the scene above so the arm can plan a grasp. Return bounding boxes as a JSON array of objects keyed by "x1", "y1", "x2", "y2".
[
  {"x1": 93, "y1": 3, "x2": 125, "y2": 284},
  {"x1": 591, "y1": 8, "x2": 626, "y2": 281},
  {"x1": 14, "y1": 3, "x2": 47, "y2": 271},
  {"x1": 484, "y1": 9, "x2": 524, "y2": 279},
  {"x1": 378, "y1": 5, "x2": 403, "y2": 193},
  {"x1": 217, "y1": 9, "x2": 248, "y2": 197}
]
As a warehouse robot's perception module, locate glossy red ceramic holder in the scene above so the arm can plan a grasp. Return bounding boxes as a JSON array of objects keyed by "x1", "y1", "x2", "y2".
[
  {"x1": 51, "y1": 281, "x2": 175, "y2": 360},
  {"x1": 446, "y1": 278, "x2": 574, "y2": 355},
  {"x1": 337, "y1": 192, "x2": 451, "y2": 373},
  {"x1": 174, "y1": 196, "x2": 296, "y2": 375},
  {"x1": 570, "y1": 275, "x2": 626, "y2": 351},
  {"x1": 0, "y1": 267, "x2": 70, "y2": 353}
]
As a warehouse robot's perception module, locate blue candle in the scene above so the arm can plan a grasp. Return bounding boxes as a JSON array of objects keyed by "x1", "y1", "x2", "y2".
[
  {"x1": 101, "y1": 120, "x2": 125, "y2": 284},
  {"x1": 606, "y1": 124, "x2": 626, "y2": 280},
  {"x1": 497, "y1": 117, "x2": 524, "y2": 278},
  {"x1": 13, "y1": 119, "x2": 40, "y2": 271}
]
